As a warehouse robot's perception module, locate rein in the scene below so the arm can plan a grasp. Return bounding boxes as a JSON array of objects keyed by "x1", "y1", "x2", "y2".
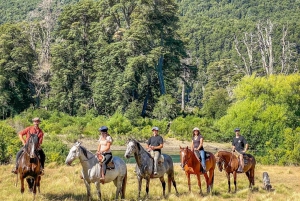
[
  {"x1": 219, "y1": 152, "x2": 234, "y2": 170},
  {"x1": 79, "y1": 146, "x2": 97, "y2": 162},
  {"x1": 181, "y1": 150, "x2": 192, "y2": 167}
]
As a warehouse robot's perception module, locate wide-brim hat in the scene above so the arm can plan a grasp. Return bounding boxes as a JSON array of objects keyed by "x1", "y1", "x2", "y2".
[
  {"x1": 152, "y1": 127, "x2": 159, "y2": 131},
  {"x1": 193, "y1": 127, "x2": 200, "y2": 131},
  {"x1": 32, "y1": 117, "x2": 41, "y2": 122}
]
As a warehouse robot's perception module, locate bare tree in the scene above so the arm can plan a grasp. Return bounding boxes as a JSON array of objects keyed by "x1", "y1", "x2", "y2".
[
  {"x1": 257, "y1": 20, "x2": 274, "y2": 75},
  {"x1": 25, "y1": 0, "x2": 61, "y2": 107},
  {"x1": 280, "y1": 25, "x2": 297, "y2": 74},
  {"x1": 234, "y1": 33, "x2": 256, "y2": 76}
]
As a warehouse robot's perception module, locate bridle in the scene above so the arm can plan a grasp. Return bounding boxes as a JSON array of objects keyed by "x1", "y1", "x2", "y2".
[
  {"x1": 217, "y1": 152, "x2": 234, "y2": 170},
  {"x1": 180, "y1": 149, "x2": 192, "y2": 168}
]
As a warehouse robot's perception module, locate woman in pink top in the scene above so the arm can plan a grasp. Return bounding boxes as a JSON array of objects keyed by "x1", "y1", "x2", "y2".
[{"x1": 97, "y1": 126, "x2": 113, "y2": 182}]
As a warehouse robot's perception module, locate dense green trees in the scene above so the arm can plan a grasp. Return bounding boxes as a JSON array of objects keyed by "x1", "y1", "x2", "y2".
[{"x1": 0, "y1": 0, "x2": 299, "y2": 165}]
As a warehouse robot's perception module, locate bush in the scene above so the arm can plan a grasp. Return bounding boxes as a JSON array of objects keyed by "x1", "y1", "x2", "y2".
[
  {"x1": 0, "y1": 121, "x2": 21, "y2": 164},
  {"x1": 42, "y1": 135, "x2": 69, "y2": 164}
]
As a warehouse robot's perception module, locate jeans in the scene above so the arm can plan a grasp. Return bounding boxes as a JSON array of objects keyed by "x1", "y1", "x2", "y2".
[{"x1": 199, "y1": 150, "x2": 206, "y2": 170}]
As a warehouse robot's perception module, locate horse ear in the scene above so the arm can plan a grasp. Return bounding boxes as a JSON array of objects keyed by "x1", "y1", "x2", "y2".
[{"x1": 186, "y1": 146, "x2": 188, "y2": 149}]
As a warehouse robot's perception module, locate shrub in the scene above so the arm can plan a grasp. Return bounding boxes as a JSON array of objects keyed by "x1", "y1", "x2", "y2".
[{"x1": 0, "y1": 121, "x2": 21, "y2": 164}]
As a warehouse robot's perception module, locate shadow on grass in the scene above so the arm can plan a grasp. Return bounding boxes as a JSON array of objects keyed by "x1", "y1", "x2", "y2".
[{"x1": 44, "y1": 193, "x2": 86, "y2": 201}]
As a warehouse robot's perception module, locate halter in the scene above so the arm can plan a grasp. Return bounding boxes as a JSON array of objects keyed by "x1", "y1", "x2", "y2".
[
  {"x1": 180, "y1": 149, "x2": 192, "y2": 168},
  {"x1": 218, "y1": 152, "x2": 234, "y2": 170}
]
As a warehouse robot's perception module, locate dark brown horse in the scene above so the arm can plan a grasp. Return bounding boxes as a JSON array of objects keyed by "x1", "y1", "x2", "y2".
[
  {"x1": 16, "y1": 134, "x2": 41, "y2": 198},
  {"x1": 215, "y1": 150, "x2": 256, "y2": 193},
  {"x1": 179, "y1": 146, "x2": 216, "y2": 195}
]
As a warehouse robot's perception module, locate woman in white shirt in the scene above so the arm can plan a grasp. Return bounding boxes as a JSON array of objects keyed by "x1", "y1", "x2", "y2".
[{"x1": 97, "y1": 126, "x2": 113, "y2": 182}]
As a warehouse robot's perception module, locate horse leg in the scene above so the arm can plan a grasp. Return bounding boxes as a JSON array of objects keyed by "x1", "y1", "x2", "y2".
[
  {"x1": 121, "y1": 172, "x2": 127, "y2": 199},
  {"x1": 145, "y1": 178, "x2": 150, "y2": 198},
  {"x1": 203, "y1": 172, "x2": 210, "y2": 194},
  {"x1": 159, "y1": 177, "x2": 166, "y2": 198},
  {"x1": 95, "y1": 182, "x2": 101, "y2": 201},
  {"x1": 20, "y1": 176, "x2": 25, "y2": 194},
  {"x1": 83, "y1": 180, "x2": 92, "y2": 201},
  {"x1": 196, "y1": 173, "x2": 203, "y2": 195},
  {"x1": 226, "y1": 172, "x2": 231, "y2": 193},
  {"x1": 168, "y1": 173, "x2": 179, "y2": 195},
  {"x1": 233, "y1": 172, "x2": 237, "y2": 193},
  {"x1": 186, "y1": 173, "x2": 191, "y2": 192},
  {"x1": 250, "y1": 167, "x2": 255, "y2": 187},
  {"x1": 137, "y1": 176, "x2": 142, "y2": 199},
  {"x1": 37, "y1": 176, "x2": 41, "y2": 193},
  {"x1": 114, "y1": 176, "x2": 123, "y2": 200},
  {"x1": 245, "y1": 171, "x2": 251, "y2": 189}
]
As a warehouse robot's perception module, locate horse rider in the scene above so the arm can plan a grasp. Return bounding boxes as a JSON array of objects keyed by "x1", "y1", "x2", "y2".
[
  {"x1": 191, "y1": 127, "x2": 206, "y2": 173},
  {"x1": 11, "y1": 117, "x2": 46, "y2": 175},
  {"x1": 97, "y1": 126, "x2": 113, "y2": 183},
  {"x1": 146, "y1": 126, "x2": 163, "y2": 175},
  {"x1": 232, "y1": 128, "x2": 248, "y2": 173}
]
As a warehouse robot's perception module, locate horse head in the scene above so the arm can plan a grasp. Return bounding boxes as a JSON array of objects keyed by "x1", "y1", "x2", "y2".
[
  {"x1": 124, "y1": 139, "x2": 139, "y2": 159},
  {"x1": 65, "y1": 141, "x2": 81, "y2": 166},
  {"x1": 179, "y1": 146, "x2": 191, "y2": 169},
  {"x1": 25, "y1": 134, "x2": 39, "y2": 158}
]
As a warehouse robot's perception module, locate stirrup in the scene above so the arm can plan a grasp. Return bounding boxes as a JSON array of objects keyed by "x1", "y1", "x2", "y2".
[
  {"x1": 11, "y1": 167, "x2": 18, "y2": 174},
  {"x1": 40, "y1": 168, "x2": 44, "y2": 175}
]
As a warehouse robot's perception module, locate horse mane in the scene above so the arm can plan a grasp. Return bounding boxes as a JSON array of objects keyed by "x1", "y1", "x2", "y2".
[
  {"x1": 79, "y1": 146, "x2": 89, "y2": 159},
  {"x1": 130, "y1": 139, "x2": 151, "y2": 157}
]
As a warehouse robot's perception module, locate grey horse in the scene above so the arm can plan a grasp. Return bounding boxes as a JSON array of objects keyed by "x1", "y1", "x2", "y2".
[
  {"x1": 65, "y1": 142, "x2": 127, "y2": 201},
  {"x1": 124, "y1": 139, "x2": 178, "y2": 199}
]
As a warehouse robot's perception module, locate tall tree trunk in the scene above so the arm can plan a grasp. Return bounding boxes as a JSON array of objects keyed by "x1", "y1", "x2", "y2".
[
  {"x1": 157, "y1": 55, "x2": 165, "y2": 95},
  {"x1": 181, "y1": 80, "x2": 185, "y2": 111}
]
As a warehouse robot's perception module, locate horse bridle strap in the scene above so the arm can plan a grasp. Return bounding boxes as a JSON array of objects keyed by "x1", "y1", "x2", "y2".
[
  {"x1": 220, "y1": 152, "x2": 234, "y2": 170},
  {"x1": 181, "y1": 150, "x2": 192, "y2": 167}
]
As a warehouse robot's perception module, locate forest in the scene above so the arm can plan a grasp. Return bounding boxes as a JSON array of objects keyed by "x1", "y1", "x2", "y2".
[{"x1": 0, "y1": 0, "x2": 299, "y2": 165}]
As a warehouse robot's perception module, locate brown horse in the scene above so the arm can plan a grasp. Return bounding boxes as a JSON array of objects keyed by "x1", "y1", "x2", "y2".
[
  {"x1": 179, "y1": 146, "x2": 216, "y2": 195},
  {"x1": 16, "y1": 134, "x2": 41, "y2": 198},
  {"x1": 215, "y1": 150, "x2": 256, "y2": 193}
]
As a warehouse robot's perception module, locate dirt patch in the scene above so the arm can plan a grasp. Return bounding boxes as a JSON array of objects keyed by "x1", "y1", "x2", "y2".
[{"x1": 72, "y1": 137, "x2": 231, "y2": 153}]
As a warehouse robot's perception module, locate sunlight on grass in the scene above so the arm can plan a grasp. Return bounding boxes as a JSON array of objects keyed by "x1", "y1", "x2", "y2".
[{"x1": 0, "y1": 164, "x2": 299, "y2": 200}]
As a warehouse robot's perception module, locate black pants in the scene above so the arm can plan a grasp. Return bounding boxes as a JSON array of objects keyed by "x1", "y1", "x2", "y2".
[
  {"x1": 15, "y1": 147, "x2": 46, "y2": 168},
  {"x1": 102, "y1": 153, "x2": 112, "y2": 175}
]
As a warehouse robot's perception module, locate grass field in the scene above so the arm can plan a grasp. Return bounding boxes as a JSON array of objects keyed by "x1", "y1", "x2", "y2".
[{"x1": 1, "y1": 163, "x2": 300, "y2": 201}]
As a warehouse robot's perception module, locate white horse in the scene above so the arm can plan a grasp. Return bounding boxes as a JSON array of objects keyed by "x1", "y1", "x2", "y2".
[{"x1": 65, "y1": 142, "x2": 127, "y2": 201}]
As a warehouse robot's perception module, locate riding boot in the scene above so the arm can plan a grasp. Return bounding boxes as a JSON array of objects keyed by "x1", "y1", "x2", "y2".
[
  {"x1": 237, "y1": 166, "x2": 243, "y2": 173},
  {"x1": 11, "y1": 163, "x2": 18, "y2": 174},
  {"x1": 100, "y1": 165, "x2": 105, "y2": 184},
  {"x1": 40, "y1": 166, "x2": 44, "y2": 175}
]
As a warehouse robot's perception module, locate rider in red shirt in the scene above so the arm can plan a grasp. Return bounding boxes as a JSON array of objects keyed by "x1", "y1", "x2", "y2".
[{"x1": 11, "y1": 117, "x2": 46, "y2": 175}]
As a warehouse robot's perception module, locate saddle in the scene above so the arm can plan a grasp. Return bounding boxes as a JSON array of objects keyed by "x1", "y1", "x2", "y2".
[
  {"x1": 97, "y1": 153, "x2": 115, "y2": 170},
  {"x1": 195, "y1": 151, "x2": 210, "y2": 162},
  {"x1": 149, "y1": 150, "x2": 164, "y2": 164}
]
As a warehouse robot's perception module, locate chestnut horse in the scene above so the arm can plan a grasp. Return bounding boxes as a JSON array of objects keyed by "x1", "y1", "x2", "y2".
[
  {"x1": 16, "y1": 134, "x2": 41, "y2": 199},
  {"x1": 179, "y1": 146, "x2": 216, "y2": 195},
  {"x1": 215, "y1": 150, "x2": 256, "y2": 193}
]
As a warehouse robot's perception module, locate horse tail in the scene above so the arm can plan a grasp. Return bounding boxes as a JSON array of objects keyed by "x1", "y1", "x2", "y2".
[{"x1": 121, "y1": 171, "x2": 127, "y2": 199}]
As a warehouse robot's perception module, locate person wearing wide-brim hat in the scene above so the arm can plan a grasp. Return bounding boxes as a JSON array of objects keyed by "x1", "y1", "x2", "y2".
[
  {"x1": 146, "y1": 127, "x2": 163, "y2": 175},
  {"x1": 11, "y1": 117, "x2": 45, "y2": 175},
  {"x1": 232, "y1": 128, "x2": 248, "y2": 173},
  {"x1": 191, "y1": 127, "x2": 206, "y2": 173}
]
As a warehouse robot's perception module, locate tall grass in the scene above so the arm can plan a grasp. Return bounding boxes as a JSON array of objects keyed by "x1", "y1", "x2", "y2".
[{"x1": 1, "y1": 163, "x2": 299, "y2": 201}]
